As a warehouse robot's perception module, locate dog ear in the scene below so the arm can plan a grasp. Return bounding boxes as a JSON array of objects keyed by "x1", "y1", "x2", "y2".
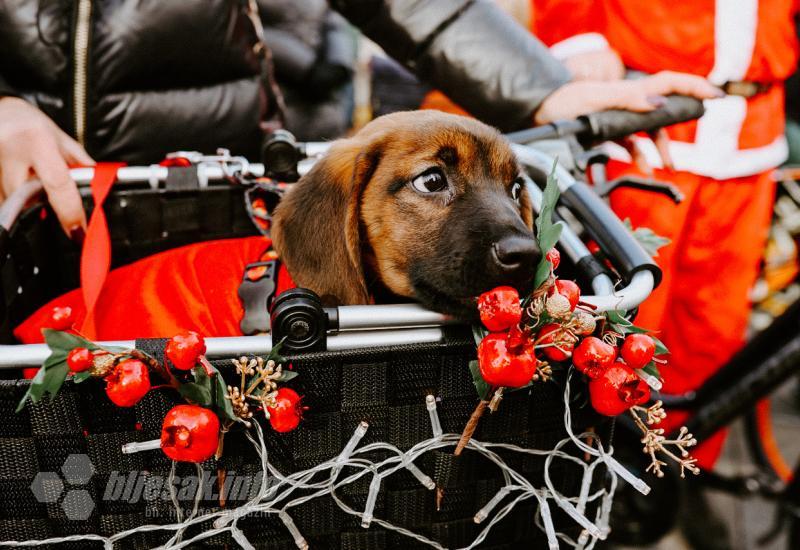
[{"x1": 272, "y1": 138, "x2": 381, "y2": 305}]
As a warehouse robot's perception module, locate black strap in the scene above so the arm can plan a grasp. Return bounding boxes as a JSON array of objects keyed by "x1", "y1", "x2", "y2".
[{"x1": 238, "y1": 257, "x2": 280, "y2": 335}]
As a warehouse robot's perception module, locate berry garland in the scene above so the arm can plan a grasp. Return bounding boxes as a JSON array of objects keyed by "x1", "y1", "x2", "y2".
[
  {"x1": 459, "y1": 169, "x2": 699, "y2": 480},
  {"x1": 17, "y1": 327, "x2": 301, "y2": 464}
]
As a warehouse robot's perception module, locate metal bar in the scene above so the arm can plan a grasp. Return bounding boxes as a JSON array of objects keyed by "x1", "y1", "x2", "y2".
[
  {"x1": 579, "y1": 271, "x2": 654, "y2": 312},
  {"x1": 0, "y1": 328, "x2": 446, "y2": 367},
  {"x1": 0, "y1": 270, "x2": 652, "y2": 369},
  {"x1": 512, "y1": 143, "x2": 579, "y2": 193},
  {"x1": 336, "y1": 303, "x2": 451, "y2": 330},
  {"x1": 524, "y1": 166, "x2": 615, "y2": 296}
]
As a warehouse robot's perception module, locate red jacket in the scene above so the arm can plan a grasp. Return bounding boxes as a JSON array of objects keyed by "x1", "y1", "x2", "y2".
[{"x1": 532, "y1": 0, "x2": 799, "y2": 179}]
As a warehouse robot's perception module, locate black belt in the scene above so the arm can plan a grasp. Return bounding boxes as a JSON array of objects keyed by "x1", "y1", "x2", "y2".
[{"x1": 721, "y1": 80, "x2": 771, "y2": 98}]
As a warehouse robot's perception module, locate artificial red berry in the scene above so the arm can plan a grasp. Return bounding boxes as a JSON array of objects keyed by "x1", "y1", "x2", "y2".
[
  {"x1": 477, "y1": 332, "x2": 537, "y2": 388},
  {"x1": 165, "y1": 331, "x2": 207, "y2": 371},
  {"x1": 589, "y1": 361, "x2": 651, "y2": 416},
  {"x1": 67, "y1": 347, "x2": 94, "y2": 373},
  {"x1": 160, "y1": 404, "x2": 220, "y2": 463},
  {"x1": 572, "y1": 337, "x2": 617, "y2": 379},
  {"x1": 505, "y1": 324, "x2": 528, "y2": 351},
  {"x1": 551, "y1": 279, "x2": 580, "y2": 311},
  {"x1": 620, "y1": 334, "x2": 656, "y2": 370},
  {"x1": 477, "y1": 286, "x2": 522, "y2": 332},
  {"x1": 546, "y1": 248, "x2": 560, "y2": 270},
  {"x1": 22, "y1": 368, "x2": 39, "y2": 379},
  {"x1": 47, "y1": 306, "x2": 74, "y2": 330},
  {"x1": 105, "y1": 359, "x2": 151, "y2": 407},
  {"x1": 267, "y1": 388, "x2": 304, "y2": 433},
  {"x1": 537, "y1": 323, "x2": 577, "y2": 362}
]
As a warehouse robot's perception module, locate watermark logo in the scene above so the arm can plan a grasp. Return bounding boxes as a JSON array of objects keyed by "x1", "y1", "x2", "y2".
[
  {"x1": 30, "y1": 453, "x2": 95, "y2": 520},
  {"x1": 30, "y1": 453, "x2": 263, "y2": 520}
]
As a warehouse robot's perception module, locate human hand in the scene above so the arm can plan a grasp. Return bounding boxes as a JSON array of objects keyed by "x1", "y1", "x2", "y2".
[
  {"x1": 534, "y1": 71, "x2": 723, "y2": 125},
  {"x1": 563, "y1": 49, "x2": 625, "y2": 81},
  {"x1": 0, "y1": 97, "x2": 94, "y2": 237}
]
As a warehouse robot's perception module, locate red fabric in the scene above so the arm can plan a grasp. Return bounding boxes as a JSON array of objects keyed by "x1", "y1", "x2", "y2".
[
  {"x1": 80, "y1": 163, "x2": 125, "y2": 338},
  {"x1": 15, "y1": 237, "x2": 295, "y2": 343},
  {"x1": 530, "y1": 0, "x2": 798, "y2": 170},
  {"x1": 607, "y1": 162, "x2": 776, "y2": 468}
]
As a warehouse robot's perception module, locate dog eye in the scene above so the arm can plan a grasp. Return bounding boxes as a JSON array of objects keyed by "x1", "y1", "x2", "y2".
[
  {"x1": 411, "y1": 169, "x2": 448, "y2": 194},
  {"x1": 510, "y1": 178, "x2": 524, "y2": 202}
]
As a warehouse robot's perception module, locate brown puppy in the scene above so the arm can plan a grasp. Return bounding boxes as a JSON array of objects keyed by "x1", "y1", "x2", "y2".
[{"x1": 272, "y1": 110, "x2": 539, "y2": 318}]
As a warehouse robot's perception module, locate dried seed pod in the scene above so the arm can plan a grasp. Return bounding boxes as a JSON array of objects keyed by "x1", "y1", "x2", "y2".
[
  {"x1": 573, "y1": 310, "x2": 597, "y2": 335},
  {"x1": 545, "y1": 293, "x2": 572, "y2": 319}
]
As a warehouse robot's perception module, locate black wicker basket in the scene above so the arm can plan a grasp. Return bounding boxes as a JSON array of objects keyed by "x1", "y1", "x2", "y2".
[{"x1": 0, "y1": 184, "x2": 599, "y2": 549}]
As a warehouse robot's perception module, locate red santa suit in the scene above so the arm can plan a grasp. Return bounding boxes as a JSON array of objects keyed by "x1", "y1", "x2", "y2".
[{"x1": 532, "y1": 0, "x2": 799, "y2": 467}]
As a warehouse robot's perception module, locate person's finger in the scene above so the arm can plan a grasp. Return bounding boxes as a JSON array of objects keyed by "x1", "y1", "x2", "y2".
[
  {"x1": 652, "y1": 128, "x2": 674, "y2": 171},
  {"x1": 579, "y1": 64, "x2": 599, "y2": 81},
  {"x1": 30, "y1": 138, "x2": 86, "y2": 236},
  {"x1": 646, "y1": 71, "x2": 724, "y2": 99},
  {"x1": 0, "y1": 157, "x2": 31, "y2": 198},
  {"x1": 610, "y1": 84, "x2": 663, "y2": 112},
  {"x1": 599, "y1": 62, "x2": 622, "y2": 81},
  {"x1": 57, "y1": 131, "x2": 95, "y2": 166},
  {"x1": 623, "y1": 137, "x2": 654, "y2": 176}
]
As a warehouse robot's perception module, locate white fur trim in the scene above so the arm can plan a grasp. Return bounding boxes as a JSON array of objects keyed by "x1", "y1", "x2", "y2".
[
  {"x1": 707, "y1": 0, "x2": 759, "y2": 85},
  {"x1": 548, "y1": 33, "x2": 610, "y2": 61}
]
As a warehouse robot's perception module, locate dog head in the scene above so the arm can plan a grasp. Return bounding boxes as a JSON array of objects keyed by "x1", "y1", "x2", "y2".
[{"x1": 272, "y1": 110, "x2": 539, "y2": 318}]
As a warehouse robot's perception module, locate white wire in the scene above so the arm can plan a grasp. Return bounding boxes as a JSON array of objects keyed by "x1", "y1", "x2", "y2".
[{"x1": 0, "y1": 382, "x2": 650, "y2": 550}]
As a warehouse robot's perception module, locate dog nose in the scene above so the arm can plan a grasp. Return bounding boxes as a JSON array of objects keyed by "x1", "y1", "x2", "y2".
[{"x1": 491, "y1": 236, "x2": 539, "y2": 275}]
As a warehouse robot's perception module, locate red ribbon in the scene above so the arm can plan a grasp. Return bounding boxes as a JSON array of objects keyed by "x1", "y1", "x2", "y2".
[{"x1": 79, "y1": 162, "x2": 125, "y2": 337}]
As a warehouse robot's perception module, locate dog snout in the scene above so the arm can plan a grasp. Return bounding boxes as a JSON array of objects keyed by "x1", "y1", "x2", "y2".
[{"x1": 491, "y1": 235, "x2": 540, "y2": 277}]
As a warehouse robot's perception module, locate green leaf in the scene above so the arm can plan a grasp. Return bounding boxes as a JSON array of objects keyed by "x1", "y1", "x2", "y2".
[
  {"x1": 267, "y1": 337, "x2": 287, "y2": 364},
  {"x1": 43, "y1": 329, "x2": 99, "y2": 352},
  {"x1": 214, "y1": 373, "x2": 238, "y2": 422},
  {"x1": 533, "y1": 255, "x2": 552, "y2": 290},
  {"x1": 651, "y1": 335, "x2": 669, "y2": 356},
  {"x1": 605, "y1": 310, "x2": 631, "y2": 327},
  {"x1": 468, "y1": 359, "x2": 492, "y2": 401},
  {"x1": 203, "y1": 363, "x2": 239, "y2": 423},
  {"x1": 471, "y1": 324, "x2": 488, "y2": 348},
  {"x1": 179, "y1": 382, "x2": 213, "y2": 404},
  {"x1": 180, "y1": 366, "x2": 214, "y2": 405},
  {"x1": 16, "y1": 358, "x2": 69, "y2": 412},
  {"x1": 72, "y1": 371, "x2": 92, "y2": 384},
  {"x1": 16, "y1": 366, "x2": 47, "y2": 413},
  {"x1": 604, "y1": 310, "x2": 630, "y2": 334},
  {"x1": 532, "y1": 162, "x2": 563, "y2": 289},
  {"x1": 605, "y1": 310, "x2": 653, "y2": 335},
  {"x1": 178, "y1": 364, "x2": 239, "y2": 423},
  {"x1": 277, "y1": 370, "x2": 298, "y2": 382},
  {"x1": 622, "y1": 218, "x2": 671, "y2": 258},
  {"x1": 535, "y1": 161, "x2": 561, "y2": 244},
  {"x1": 641, "y1": 361, "x2": 661, "y2": 379},
  {"x1": 623, "y1": 324, "x2": 650, "y2": 334}
]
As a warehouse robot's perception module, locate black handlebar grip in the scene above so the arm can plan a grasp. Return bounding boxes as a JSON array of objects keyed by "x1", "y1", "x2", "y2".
[
  {"x1": 579, "y1": 95, "x2": 705, "y2": 143},
  {"x1": 560, "y1": 182, "x2": 662, "y2": 287}
]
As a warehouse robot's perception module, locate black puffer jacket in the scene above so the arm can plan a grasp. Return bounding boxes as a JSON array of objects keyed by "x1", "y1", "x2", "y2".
[
  {"x1": 262, "y1": 0, "x2": 356, "y2": 141},
  {"x1": 0, "y1": 0, "x2": 569, "y2": 163},
  {"x1": 0, "y1": 0, "x2": 284, "y2": 163}
]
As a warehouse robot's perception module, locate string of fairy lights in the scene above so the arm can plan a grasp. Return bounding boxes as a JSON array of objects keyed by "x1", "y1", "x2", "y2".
[{"x1": 1, "y1": 373, "x2": 652, "y2": 550}]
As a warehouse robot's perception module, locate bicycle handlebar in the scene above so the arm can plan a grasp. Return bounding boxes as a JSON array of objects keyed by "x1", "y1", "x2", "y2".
[
  {"x1": 506, "y1": 95, "x2": 705, "y2": 144},
  {"x1": 512, "y1": 144, "x2": 660, "y2": 286}
]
